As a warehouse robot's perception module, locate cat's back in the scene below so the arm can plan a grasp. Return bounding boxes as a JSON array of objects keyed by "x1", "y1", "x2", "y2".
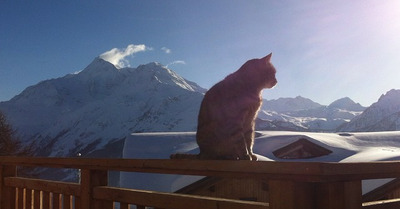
[
  {"x1": 200, "y1": 77, "x2": 243, "y2": 116},
  {"x1": 203, "y1": 70, "x2": 246, "y2": 102}
]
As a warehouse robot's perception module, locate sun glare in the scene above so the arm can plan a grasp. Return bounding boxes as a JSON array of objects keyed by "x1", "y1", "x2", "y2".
[{"x1": 372, "y1": 1, "x2": 400, "y2": 37}]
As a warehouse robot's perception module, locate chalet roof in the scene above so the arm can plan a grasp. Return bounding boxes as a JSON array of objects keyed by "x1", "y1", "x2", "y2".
[{"x1": 272, "y1": 138, "x2": 332, "y2": 159}]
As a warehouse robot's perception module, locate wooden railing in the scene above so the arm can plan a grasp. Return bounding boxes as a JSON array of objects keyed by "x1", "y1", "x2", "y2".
[{"x1": 1, "y1": 157, "x2": 400, "y2": 209}]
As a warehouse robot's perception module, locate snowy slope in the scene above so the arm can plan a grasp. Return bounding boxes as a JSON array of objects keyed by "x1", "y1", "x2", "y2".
[
  {"x1": 121, "y1": 131, "x2": 400, "y2": 194},
  {"x1": 338, "y1": 89, "x2": 400, "y2": 131},
  {"x1": 0, "y1": 58, "x2": 204, "y2": 157}
]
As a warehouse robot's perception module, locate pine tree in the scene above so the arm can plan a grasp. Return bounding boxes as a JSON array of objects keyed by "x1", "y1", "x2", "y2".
[{"x1": 0, "y1": 111, "x2": 32, "y2": 156}]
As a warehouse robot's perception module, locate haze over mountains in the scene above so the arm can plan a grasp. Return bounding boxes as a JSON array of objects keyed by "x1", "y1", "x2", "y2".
[
  {"x1": 257, "y1": 96, "x2": 366, "y2": 131},
  {"x1": 1, "y1": 57, "x2": 400, "y2": 157}
]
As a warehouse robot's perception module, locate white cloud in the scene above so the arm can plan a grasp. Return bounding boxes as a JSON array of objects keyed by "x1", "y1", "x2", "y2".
[
  {"x1": 161, "y1": 47, "x2": 171, "y2": 54},
  {"x1": 166, "y1": 60, "x2": 186, "y2": 68},
  {"x1": 99, "y1": 44, "x2": 151, "y2": 68}
]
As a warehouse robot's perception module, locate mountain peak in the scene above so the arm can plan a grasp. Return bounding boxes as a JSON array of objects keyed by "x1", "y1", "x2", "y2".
[
  {"x1": 132, "y1": 62, "x2": 203, "y2": 92},
  {"x1": 136, "y1": 62, "x2": 169, "y2": 73},
  {"x1": 78, "y1": 57, "x2": 120, "y2": 77},
  {"x1": 294, "y1": 95, "x2": 306, "y2": 99},
  {"x1": 377, "y1": 89, "x2": 400, "y2": 104},
  {"x1": 328, "y1": 97, "x2": 365, "y2": 111},
  {"x1": 338, "y1": 89, "x2": 400, "y2": 131},
  {"x1": 140, "y1": 61, "x2": 163, "y2": 67},
  {"x1": 263, "y1": 96, "x2": 322, "y2": 112},
  {"x1": 371, "y1": 89, "x2": 400, "y2": 115}
]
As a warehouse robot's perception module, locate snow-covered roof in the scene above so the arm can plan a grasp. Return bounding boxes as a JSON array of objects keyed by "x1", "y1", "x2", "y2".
[
  {"x1": 120, "y1": 131, "x2": 400, "y2": 195},
  {"x1": 254, "y1": 131, "x2": 400, "y2": 162}
]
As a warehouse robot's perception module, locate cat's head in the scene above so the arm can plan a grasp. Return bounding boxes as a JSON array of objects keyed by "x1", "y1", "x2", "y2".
[
  {"x1": 261, "y1": 53, "x2": 278, "y2": 88},
  {"x1": 240, "y1": 53, "x2": 277, "y2": 90}
]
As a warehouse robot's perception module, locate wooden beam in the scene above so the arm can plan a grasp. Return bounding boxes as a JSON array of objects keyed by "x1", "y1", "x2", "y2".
[
  {"x1": 268, "y1": 180, "x2": 314, "y2": 209},
  {"x1": 25, "y1": 189, "x2": 32, "y2": 209},
  {"x1": 363, "y1": 198, "x2": 400, "y2": 209},
  {"x1": 2, "y1": 157, "x2": 400, "y2": 209},
  {"x1": 42, "y1": 191, "x2": 50, "y2": 209},
  {"x1": 269, "y1": 180, "x2": 362, "y2": 209},
  {"x1": 0, "y1": 157, "x2": 324, "y2": 181},
  {"x1": 80, "y1": 169, "x2": 113, "y2": 209},
  {"x1": 33, "y1": 190, "x2": 40, "y2": 209},
  {"x1": 16, "y1": 188, "x2": 23, "y2": 209},
  {"x1": 1, "y1": 157, "x2": 400, "y2": 182},
  {"x1": 80, "y1": 169, "x2": 92, "y2": 209},
  {"x1": 0, "y1": 165, "x2": 16, "y2": 209},
  {"x1": 315, "y1": 181, "x2": 362, "y2": 209},
  {"x1": 93, "y1": 186, "x2": 269, "y2": 209},
  {"x1": 53, "y1": 193, "x2": 61, "y2": 209}
]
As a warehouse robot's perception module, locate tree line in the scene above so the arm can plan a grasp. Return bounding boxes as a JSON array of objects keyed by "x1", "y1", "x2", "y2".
[{"x1": 0, "y1": 111, "x2": 32, "y2": 156}]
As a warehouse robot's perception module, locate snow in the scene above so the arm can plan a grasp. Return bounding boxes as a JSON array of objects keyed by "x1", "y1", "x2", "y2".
[{"x1": 120, "y1": 131, "x2": 400, "y2": 195}]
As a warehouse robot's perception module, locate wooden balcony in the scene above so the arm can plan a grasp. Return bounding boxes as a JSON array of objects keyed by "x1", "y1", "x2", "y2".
[{"x1": 1, "y1": 156, "x2": 400, "y2": 209}]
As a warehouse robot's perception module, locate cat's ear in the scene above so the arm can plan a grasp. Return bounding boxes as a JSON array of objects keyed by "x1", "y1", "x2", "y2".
[{"x1": 263, "y1": 53, "x2": 272, "y2": 63}]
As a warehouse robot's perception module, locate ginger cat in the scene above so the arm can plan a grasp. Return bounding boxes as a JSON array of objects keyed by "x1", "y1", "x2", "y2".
[{"x1": 171, "y1": 53, "x2": 277, "y2": 160}]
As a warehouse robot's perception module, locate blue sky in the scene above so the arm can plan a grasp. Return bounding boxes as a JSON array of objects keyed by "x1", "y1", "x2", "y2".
[{"x1": 1, "y1": 1, "x2": 399, "y2": 106}]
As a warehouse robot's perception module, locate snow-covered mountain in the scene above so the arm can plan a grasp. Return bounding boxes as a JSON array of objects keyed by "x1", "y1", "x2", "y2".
[
  {"x1": 328, "y1": 97, "x2": 365, "y2": 111},
  {"x1": 257, "y1": 97, "x2": 366, "y2": 131},
  {"x1": 1, "y1": 56, "x2": 398, "y2": 159},
  {"x1": 262, "y1": 96, "x2": 323, "y2": 113},
  {"x1": 0, "y1": 58, "x2": 204, "y2": 157},
  {"x1": 338, "y1": 89, "x2": 400, "y2": 132}
]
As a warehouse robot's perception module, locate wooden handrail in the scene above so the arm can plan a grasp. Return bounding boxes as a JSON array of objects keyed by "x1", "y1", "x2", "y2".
[
  {"x1": 1, "y1": 157, "x2": 400, "y2": 181},
  {"x1": 1, "y1": 157, "x2": 400, "y2": 209}
]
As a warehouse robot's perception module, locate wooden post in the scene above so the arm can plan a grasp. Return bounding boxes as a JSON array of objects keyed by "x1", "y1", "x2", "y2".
[
  {"x1": 269, "y1": 180, "x2": 362, "y2": 209},
  {"x1": 33, "y1": 190, "x2": 41, "y2": 209},
  {"x1": 0, "y1": 165, "x2": 17, "y2": 209},
  {"x1": 315, "y1": 181, "x2": 362, "y2": 209},
  {"x1": 25, "y1": 189, "x2": 32, "y2": 209},
  {"x1": 80, "y1": 169, "x2": 113, "y2": 209},
  {"x1": 269, "y1": 180, "x2": 314, "y2": 209}
]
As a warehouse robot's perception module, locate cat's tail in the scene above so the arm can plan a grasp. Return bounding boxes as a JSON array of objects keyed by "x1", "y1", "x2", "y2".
[{"x1": 170, "y1": 153, "x2": 199, "y2": 160}]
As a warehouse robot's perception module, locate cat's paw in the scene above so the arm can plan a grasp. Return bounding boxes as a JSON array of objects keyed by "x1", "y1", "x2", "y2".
[
  {"x1": 250, "y1": 154, "x2": 258, "y2": 161},
  {"x1": 239, "y1": 153, "x2": 258, "y2": 160},
  {"x1": 240, "y1": 155, "x2": 252, "y2": 160}
]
